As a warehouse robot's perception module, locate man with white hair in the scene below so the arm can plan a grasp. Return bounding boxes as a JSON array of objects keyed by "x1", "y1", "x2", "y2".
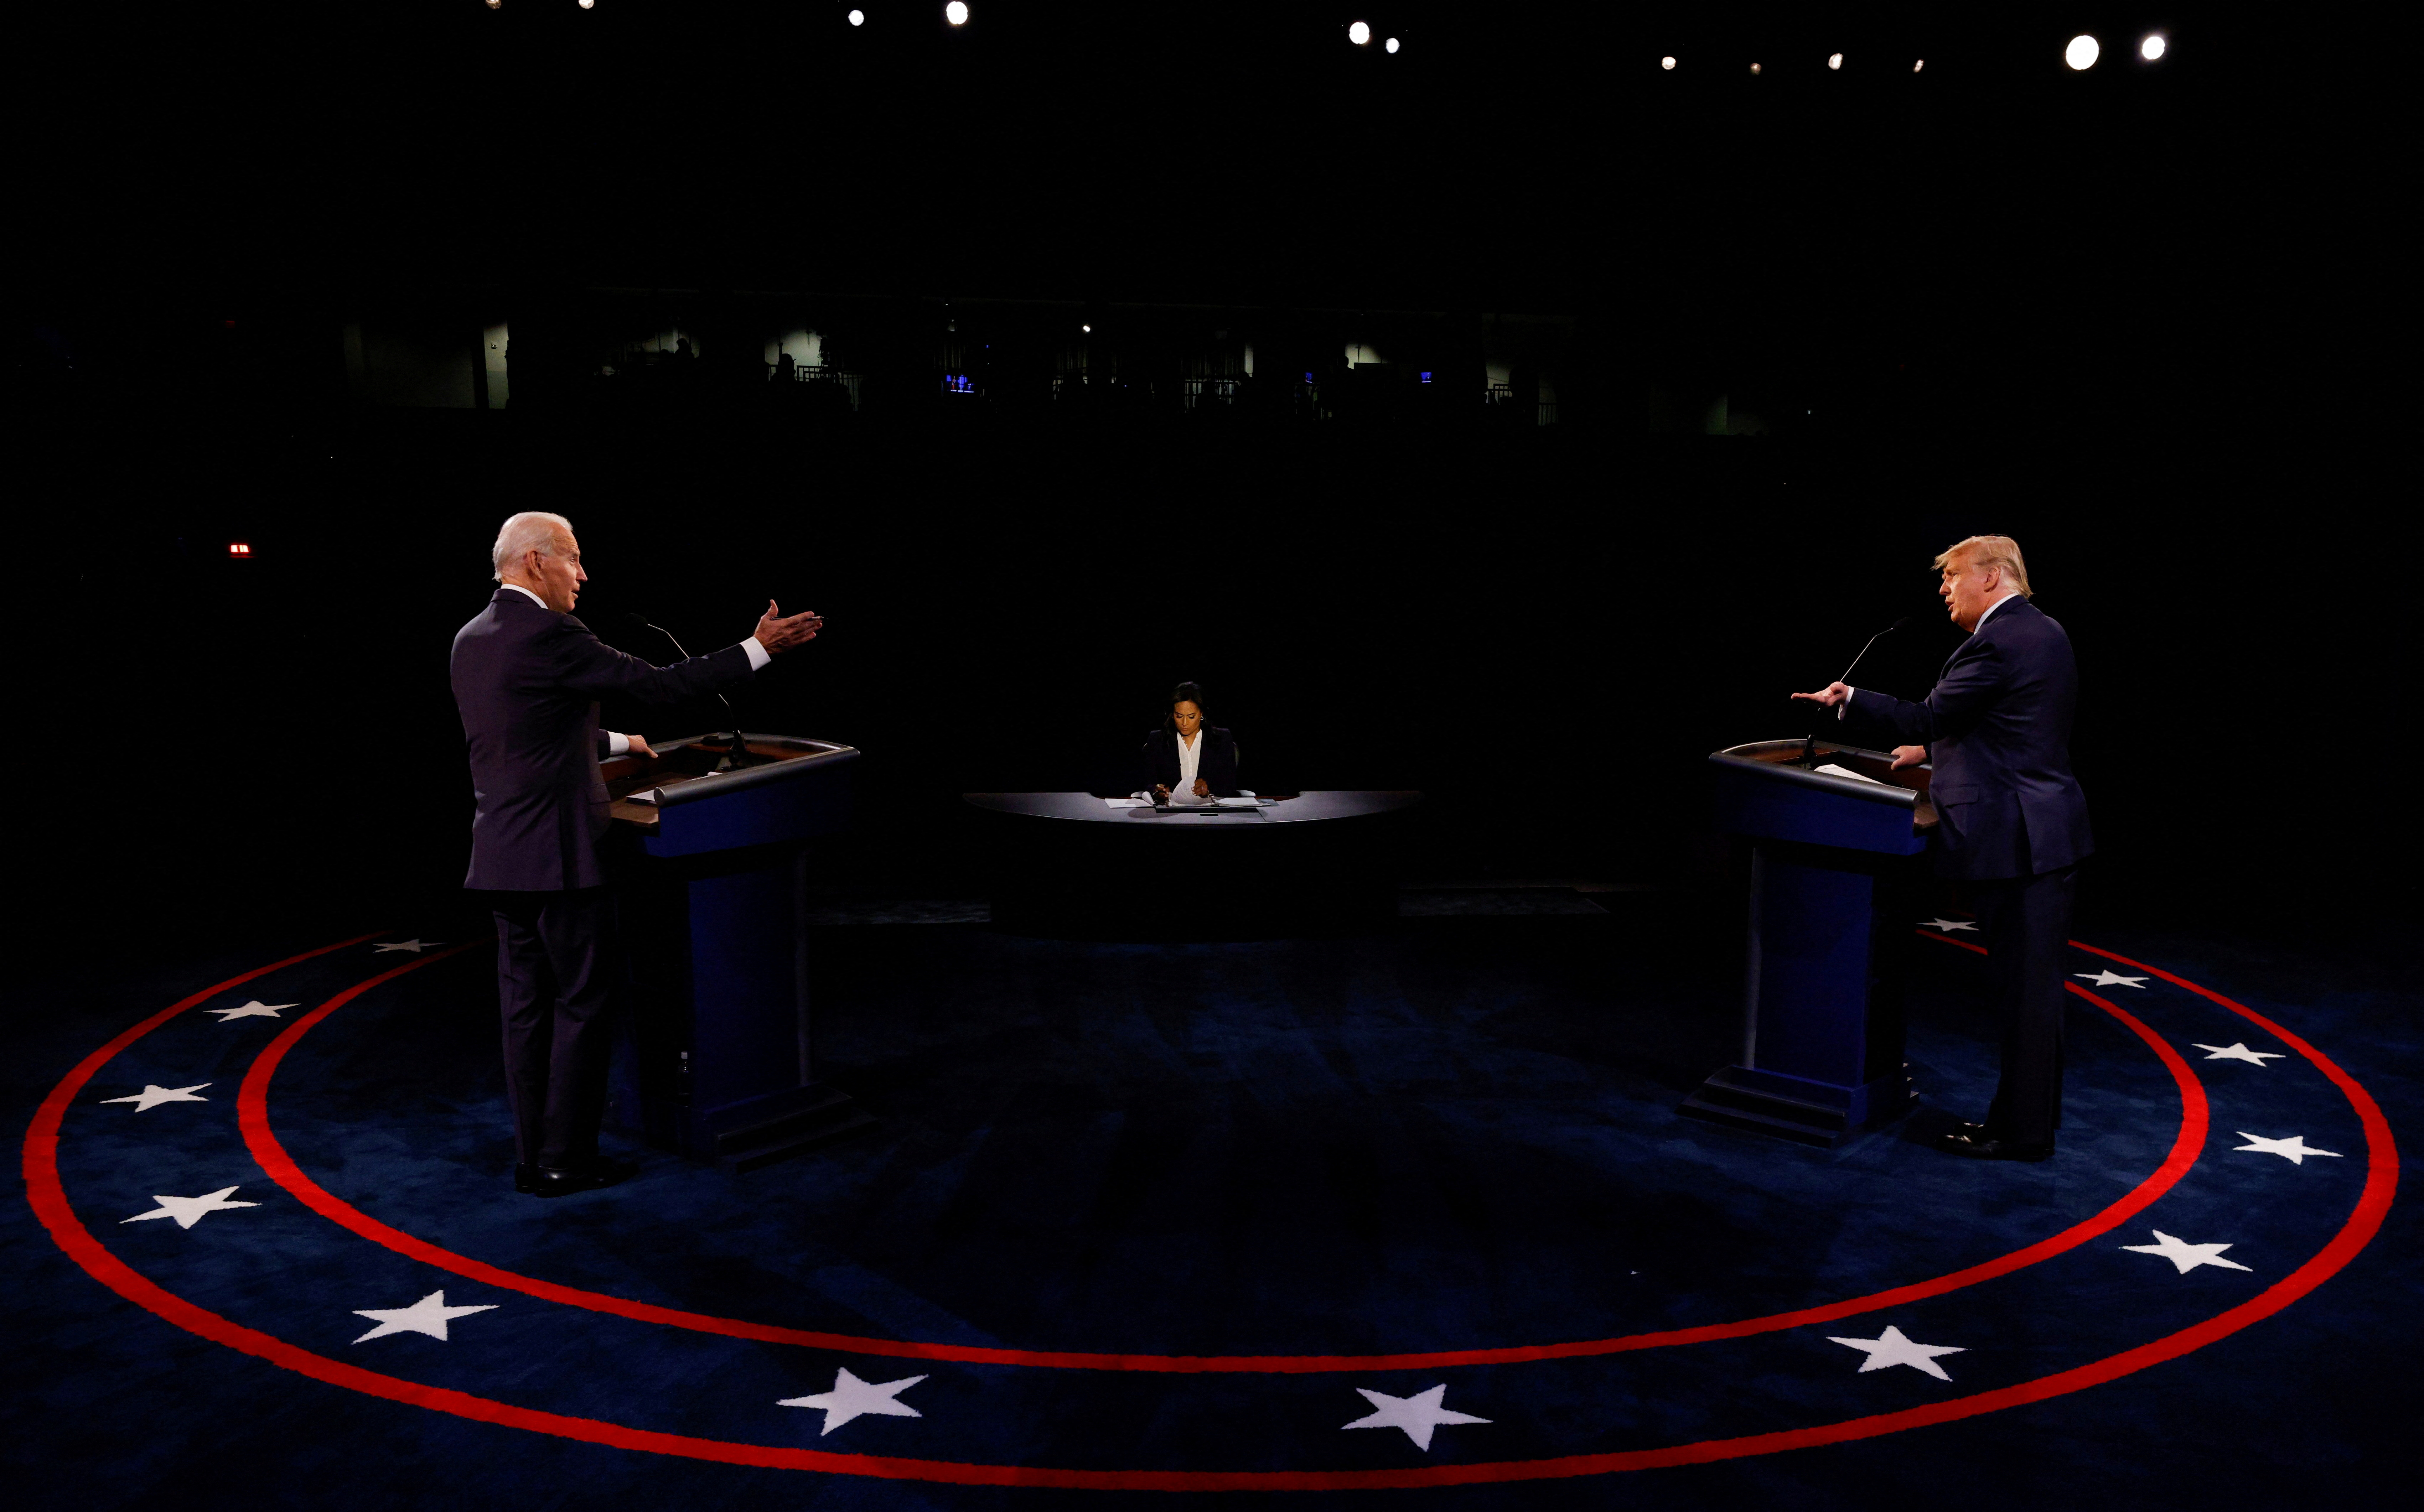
[
  {"x1": 1794, "y1": 534, "x2": 2093, "y2": 1162},
  {"x1": 451, "y1": 510, "x2": 824, "y2": 1197}
]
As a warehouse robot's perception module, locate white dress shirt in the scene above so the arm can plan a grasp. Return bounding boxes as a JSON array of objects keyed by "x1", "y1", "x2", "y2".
[
  {"x1": 1841, "y1": 591, "x2": 2020, "y2": 719},
  {"x1": 497, "y1": 582, "x2": 770, "y2": 753},
  {"x1": 1174, "y1": 730, "x2": 1202, "y2": 794}
]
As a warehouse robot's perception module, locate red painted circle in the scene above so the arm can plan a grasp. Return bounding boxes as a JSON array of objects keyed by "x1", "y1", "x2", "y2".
[{"x1": 22, "y1": 935, "x2": 2398, "y2": 1489}]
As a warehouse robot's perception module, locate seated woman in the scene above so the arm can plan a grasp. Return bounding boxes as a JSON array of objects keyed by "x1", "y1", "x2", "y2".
[{"x1": 1140, "y1": 681, "x2": 1241, "y2": 801}]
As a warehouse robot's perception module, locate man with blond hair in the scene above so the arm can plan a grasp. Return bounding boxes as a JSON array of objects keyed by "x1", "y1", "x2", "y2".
[
  {"x1": 451, "y1": 511, "x2": 825, "y2": 1197},
  {"x1": 1794, "y1": 534, "x2": 2093, "y2": 1162}
]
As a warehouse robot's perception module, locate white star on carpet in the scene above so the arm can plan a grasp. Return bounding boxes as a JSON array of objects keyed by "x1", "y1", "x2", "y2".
[
  {"x1": 100, "y1": 1083, "x2": 211, "y2": 1111},
  {"x1": 2233, "y1": 1132, "x2": 2342, "y2": 1165},
  {"x1": 351, "y1": 1290, "x2": 499, "y2": 1343},
  {"x1": 121, "y1": 1186, "x2": 260, "y2": 1229},
  {"x1": 1340, "y1": 1385, "x2": 1491, "y2": 1450},
  {"x1": 778, "y1": 1368, "x2": 927, "y2": 1435},
  {"x1": 209, "y1": 1000, "x2": 296, "y2": 1022},
  {"x1": 2074, "y1": 970, "x2": 2149, "y2": 989},
  {"x1": 2122, "y1": 1229, "x2": 2253, "y2": 1274},
  {"x1": 2192, "y1": 1042, "x2": 2285, "y2": 1066},
  {"x1": 1826, "y1": 1324, "x2": 1966, "y2": 1381},
  {"x1": 1920, "y1": 918, "x2": 1978, "y2": 932},
  {"x1": 373, "y1": 940, "x2": 442, "y2": 954}
]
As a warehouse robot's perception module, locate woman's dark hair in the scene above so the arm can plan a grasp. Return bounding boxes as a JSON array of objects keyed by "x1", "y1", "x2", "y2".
[{"x1": 1164, "y1": 680, "x2": 1207, "y2": 732}]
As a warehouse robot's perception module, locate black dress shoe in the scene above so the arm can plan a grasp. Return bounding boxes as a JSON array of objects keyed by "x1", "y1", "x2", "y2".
[
  {"x1": 1936, "y1": 1128, "x2": 2055, "y2": 1162},
  {"x1": 528, "y1": 1158, "x2": 638, "y2": 1199}
]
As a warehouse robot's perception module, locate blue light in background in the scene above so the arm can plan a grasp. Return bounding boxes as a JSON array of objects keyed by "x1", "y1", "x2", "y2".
[{"x1": 1419, "y1": 371, "x2": 1433, "y2": 383}]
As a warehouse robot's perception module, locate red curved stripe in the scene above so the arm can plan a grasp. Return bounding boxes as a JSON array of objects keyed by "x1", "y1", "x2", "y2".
[
  {"x1": 232, "y1": 932, "x2": 2206, "y2": 1373},
  {"x1": 24, "y1": 937, "x2": 2400, "y2": 1491}
]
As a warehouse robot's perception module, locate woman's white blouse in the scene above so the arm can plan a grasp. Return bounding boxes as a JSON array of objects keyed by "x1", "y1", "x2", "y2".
[{"x1": 1175, "y1": 730, "x2": 1201, "y2": 792}]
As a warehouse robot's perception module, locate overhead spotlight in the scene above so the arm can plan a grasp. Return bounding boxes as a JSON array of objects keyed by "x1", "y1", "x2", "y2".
[
  {"x1": 2141, "y1": 33, "x2": 2167, "y2": 62},
  {"x1": 2065, "y1": 35, "x2": 2100, "y2": 71},
  {"x1": 1082, "y1": 324, "x2": 1092, "y2": 333},
  {"x1": 1661, "y1": 56, "x2": 1675, "y2": 71},
  {"x1": 1385, "y1": 37, "x2": 1399, "y2": 54},
  {"x1": 1749, "y1": 62, "x2": 1762, "y2": 75},
  {"x1": 946, "y1": 1, "x2": 968, "y2": 25},
  {"x1": 848, "y1": 7, "x2": 863, "y2": 22},
  {"x1": 1828, "y1": 53, "x2": 1842, "y2": 71},
  {"x1": 578, "y1": 0, "x2": 593, "y2": 7},
  {"x1": 486, "y1": 0, "x2": 500, "y2": 8},
  {"x1": 1348, "y1": 21, "x2": 1370, "y2": 46},
  {"x1": 1913, "y1": 59, "x2": 1924, "y2": 73}
]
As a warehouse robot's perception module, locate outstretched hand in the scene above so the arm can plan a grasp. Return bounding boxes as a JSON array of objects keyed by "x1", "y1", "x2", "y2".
[
  {"x1": 1791, "y1": 681, "x2": 1853, "y2": 710},
  {"x1": 753, "y1": 600, "x2": 824, "y2": 655}
]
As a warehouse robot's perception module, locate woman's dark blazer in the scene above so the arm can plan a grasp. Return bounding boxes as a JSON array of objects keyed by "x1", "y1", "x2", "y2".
[{"x1": 1140, "y1": 725, "x2": 1241, "y2": 796}]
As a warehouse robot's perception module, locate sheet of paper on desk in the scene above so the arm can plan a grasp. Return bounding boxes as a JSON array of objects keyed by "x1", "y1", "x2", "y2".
[
  {"x1": 1213, "y1": 797, "x2": 1259, "y2": 809},
  {"x1": 1104, "y1": 797, "x2": 1151, "y2": 809},
  {"x1": 624, "y1": 789, "x2": 662, "y2": 805},
  {"x1": 1813, "y1": 763, "x2": 1886, "y2": 785}
]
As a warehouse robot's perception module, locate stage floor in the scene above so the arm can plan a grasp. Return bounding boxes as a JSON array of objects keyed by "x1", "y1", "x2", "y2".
[{"x1": 7, "y1": 897, "x2": 2410, "y2": 1509}]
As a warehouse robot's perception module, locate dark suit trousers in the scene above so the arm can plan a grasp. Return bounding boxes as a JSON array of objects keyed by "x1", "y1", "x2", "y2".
[
  {"x1": 491, "y1": 888, "x2": 621, "y2": 1170},
  {"x1": 1969, "y1": 863, "x2": 2079, "y2": 1145}
]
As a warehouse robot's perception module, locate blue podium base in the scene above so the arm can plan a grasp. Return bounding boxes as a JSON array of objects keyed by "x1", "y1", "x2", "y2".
[{"x1": 1678, "y1": 1064, "x2": 1918, "y2": 1149}]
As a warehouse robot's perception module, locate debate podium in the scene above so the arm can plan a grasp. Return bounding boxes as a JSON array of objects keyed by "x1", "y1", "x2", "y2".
[
  {"x1": 1683, "y1": 739, "x2": 1936, "y2": 1147},
  {"x1": 599, "y1": 732, "x2": 869, "y2": 1170}
]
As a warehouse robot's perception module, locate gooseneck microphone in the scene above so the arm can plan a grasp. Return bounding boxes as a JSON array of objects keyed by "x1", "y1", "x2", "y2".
[
  {"x1": 627, "y1": 614, "x2": 750, "y2": 773},
  {"x1": 1801, "y1": 617, "x2": 1915, "y2": 769},
  {"x1": 1839, "y1": 616, "x2": 1915, "y2": 685}
]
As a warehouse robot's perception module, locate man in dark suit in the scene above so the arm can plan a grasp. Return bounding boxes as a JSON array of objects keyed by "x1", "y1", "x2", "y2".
[
  {"x1": 451, "y1": 510, "x2": 823, "y2": 1196},
  {"x1": 1795, "y1": 534, "x2": 2092, "y2": 1162}
]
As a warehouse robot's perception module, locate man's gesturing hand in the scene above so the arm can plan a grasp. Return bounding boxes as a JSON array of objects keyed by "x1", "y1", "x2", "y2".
[
  {"x1": 1790, "y1": 681, "x2": 1853, "y2": 710},
  {"x1": 1888, "y1": 744, "x2": 1927, "y2": 771},
  {"x1": 753, "y1": 600, "x2": 824, "y2": 655}
]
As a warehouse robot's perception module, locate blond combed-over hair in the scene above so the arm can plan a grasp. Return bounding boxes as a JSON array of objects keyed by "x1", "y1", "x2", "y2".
[{"x1": 1933, "y1": 534, "x2": 2032, "y2": 599}]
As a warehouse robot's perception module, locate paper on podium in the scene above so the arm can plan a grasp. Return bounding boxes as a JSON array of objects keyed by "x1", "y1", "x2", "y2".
[
  {"x1": 1813, "y1": 763, "x2": 1886, "y2": 786},
  {"x1": 1104, "y1": 797, "x2": 1151, "y2": 809}
]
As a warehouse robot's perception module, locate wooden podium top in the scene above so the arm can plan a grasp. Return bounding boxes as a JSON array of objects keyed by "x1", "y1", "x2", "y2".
[
  {"x1": 604, "y1": 733, "x2": 857, "y2": 833},
  {"x1": 1712, "y1": 739, "x2": 1940, "y2": 833}
]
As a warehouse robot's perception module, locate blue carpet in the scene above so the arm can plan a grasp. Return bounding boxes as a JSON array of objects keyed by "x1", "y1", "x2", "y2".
[{"x1": 5, "y1": 900, "x2": 2410, "y2": 1508}]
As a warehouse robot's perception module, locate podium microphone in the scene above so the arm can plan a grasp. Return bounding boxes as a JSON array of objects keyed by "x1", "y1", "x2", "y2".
[
  {"x1": 1802, "y1": 617, "x2": 1913, "y2": 768},
  {"x1": 627, "y1": 614, "x2": 749, "y2": 773},
  {"x1": 1839, "y1": 617, "x2": 1914, "y2": 684}
]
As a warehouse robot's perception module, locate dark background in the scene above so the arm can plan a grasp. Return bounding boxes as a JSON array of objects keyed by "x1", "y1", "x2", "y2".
[{"x1": 16, "y1": 3, "x2": 2404, "y2": 959}]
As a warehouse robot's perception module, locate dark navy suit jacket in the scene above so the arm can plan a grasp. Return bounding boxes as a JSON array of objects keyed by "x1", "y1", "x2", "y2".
[
  {"x1": 1848, "y1": 597, "x2": 2093, "y2": 882},
  {"x1": 450, "y1": 588, "x2": 756, "y2": 891},
  {"x1": 1141, "y1": 726, "x2": 1241, "y2": 797}
]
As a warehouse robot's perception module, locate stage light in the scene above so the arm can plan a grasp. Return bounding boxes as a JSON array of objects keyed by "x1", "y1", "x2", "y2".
[
  {"x1": 486, "y1": 0, "x2": 499, "y2": 8},
  {"x1": 1828, "y1": 53, "x2": 1842, "y2": 71},
  {"x1": 1749, "y1": 62, "x2": 1762, "y2": 75},
  {"x1": 1348, "y1": 21, "x2": 1370, "y2": 46},
  {"x1": 2065, "y1": 35, "x2": 2099, "y2": 71},
  {"x1": 228, "y1": 543, "x2": 253, "y2": 558},
  {"x1": 2141, "y1": 33, "x2": 2167, "y2": 61},
  {"x1": 1661, "y1": 56, "x2": 1675, "y2": 71},
  {"x1": 578, "y1": 0, "x2": 593, "y2": 8},
  {"x1": 946, "y1": 1, "x2": 968, "y2": 25},
  {"x1": 848, "y1": 8, "x2": 863, "y2": 22},
  {"x1": 1385, "y1": 37, "x2": 1399, "y2": 54},
  {"x1": 1082, "y1": 324, "x2": 1092, "y2": 333},
  {"x1": 1913, "y1": 59, "x2": 1924, "y2": 73}
]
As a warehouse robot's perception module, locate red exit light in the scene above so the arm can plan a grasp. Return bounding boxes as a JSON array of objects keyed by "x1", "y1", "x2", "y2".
[{"x1": 227, "y1": 542, "x2": 253, "y2": 557}]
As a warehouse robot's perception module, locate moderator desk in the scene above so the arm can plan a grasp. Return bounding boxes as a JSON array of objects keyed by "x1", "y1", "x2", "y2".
[{"x1": 963, "y1": 791, "x2": 1423, "y2": 936}]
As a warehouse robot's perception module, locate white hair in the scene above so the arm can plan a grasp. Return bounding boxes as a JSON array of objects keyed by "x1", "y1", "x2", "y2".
[{"x1": 491, "y1": 511, "x2": 574, "y2": 581}]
